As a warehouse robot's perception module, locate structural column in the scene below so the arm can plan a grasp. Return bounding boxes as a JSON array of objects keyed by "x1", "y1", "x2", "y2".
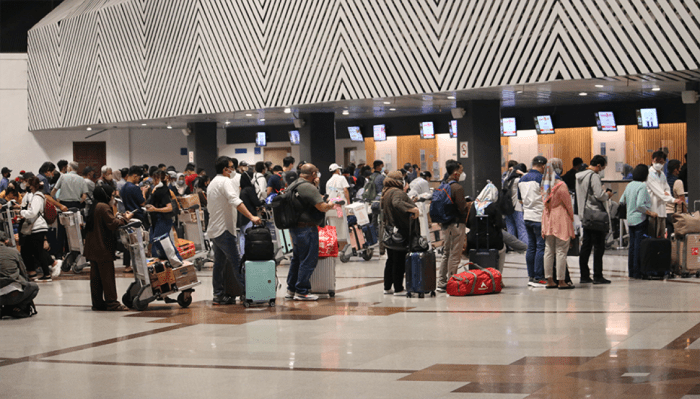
[
  {"x1": 455, "y1": 100, "x2": 502, "y2": 196},
  {"x1": 186, "y1": 122, "x2": 217, "y2": 177},
  {"x1": 298, "y1": 113, "x2": 336, "y2": 195},
  {"x1": 687, "y1": 101, "x2": 700, "y2": 207}
]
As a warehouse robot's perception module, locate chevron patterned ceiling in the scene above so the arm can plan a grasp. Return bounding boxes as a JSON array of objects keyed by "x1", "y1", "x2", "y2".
[{"x1": 27, "y1": 0, "x2": 700, "y2": 131}]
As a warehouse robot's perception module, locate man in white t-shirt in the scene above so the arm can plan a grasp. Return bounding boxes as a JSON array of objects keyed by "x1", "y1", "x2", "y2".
[{"x1": 325, "y1": 163, "x2": 350, "y2": 203}]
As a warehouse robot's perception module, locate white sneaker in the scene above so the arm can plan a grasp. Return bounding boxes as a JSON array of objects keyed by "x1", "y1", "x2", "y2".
[
  {"x1": 294, "y1": 293, "x2": 319, "y2": 301},
  {"x1": 51, "y1": 261, "x2": 62, "y2": 278},
  {"x1": 393, "y1": 290, "x2": 406, "y2": 296},
  {"x1": 383, "y1": 290, "x2": 393, "y2": 295},
  {"x1": 284, "y1": 290, "x2": 295, "y2": 299}
]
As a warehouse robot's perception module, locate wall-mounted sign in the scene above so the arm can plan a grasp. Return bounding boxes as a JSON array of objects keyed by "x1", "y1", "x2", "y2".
[{"x1": 460, "y1": 142, "x2": 468, "y2": 158}]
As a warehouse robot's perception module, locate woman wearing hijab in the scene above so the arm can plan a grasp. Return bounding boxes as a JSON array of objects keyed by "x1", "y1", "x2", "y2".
[
  {"x1": 173, "y1": 173, "x2": 190, "y2": 196},
  {"x1": 466, "y1": 182, "x2": 505, "y2": 270},
  {"x1": 145, "y1": 170, "x2": 174, "y2": 245},
  {"x1": 84, "y1": 185, "x2": 133, "y2": 310},
  {"x1": 503, "y1": 163, "x2": 528, "y2": 246},
  {"x1": 540, "y1": 158, "x2": 575, "y2": 289},
  {"x1": 380, "y1": 171, "x2": 420, "y2": 296}
]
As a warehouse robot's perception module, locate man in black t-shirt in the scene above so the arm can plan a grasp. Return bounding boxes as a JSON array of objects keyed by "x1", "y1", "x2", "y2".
[{"x1": 266, "y1": 165, "x2": 285, "y2": 196}]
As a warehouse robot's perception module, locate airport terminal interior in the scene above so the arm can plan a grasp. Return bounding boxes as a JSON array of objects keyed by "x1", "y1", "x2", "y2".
[{"x1": 4, "y1": 0, "x2": 700, "y2": 398}]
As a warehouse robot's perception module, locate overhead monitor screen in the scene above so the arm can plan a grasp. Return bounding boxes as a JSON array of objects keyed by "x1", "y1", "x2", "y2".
[
  {"x1": 256, "y1": 132, "x2": 267, "y2": 146},
  {"x1": 637, "y1": 108, "x2": 659, "y2": 129},
  {"x1": 373, "y1": 124, "x2": 387, "y2": 141},
  {"x1": 288, "y1": 130, "x2": 300, "y2": 145},
  {"x1": 420, "y1": 121, "x2": 435, "y2": 139},
  {"x1": 501, "y1": 117, "x2": 517, "y2": 137},
  {"x1": 534, "y1": 115, "x2": 555, "y2": 135},
  {"x1": 449, "y1": 120, "x2": 458, "y2": 138},
  {"x1": 595, "y1": 111, "x2": 617, "y2": 131},
  {"x1": 348, "y1": 126, "x2": 364, "y2": 142}
]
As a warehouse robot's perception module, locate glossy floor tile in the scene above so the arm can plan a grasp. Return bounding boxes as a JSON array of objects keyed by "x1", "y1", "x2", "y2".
[{"x1": 2, "y1": 250, "x2": 700, "y2": 398}]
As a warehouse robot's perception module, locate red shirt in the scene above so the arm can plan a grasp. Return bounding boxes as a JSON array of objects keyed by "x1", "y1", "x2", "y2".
[{"x1": 185, "y1": 173, "x2": 197, "y2": 192}]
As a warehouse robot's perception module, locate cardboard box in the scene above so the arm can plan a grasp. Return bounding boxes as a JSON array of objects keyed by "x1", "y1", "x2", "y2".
[
  {"x1": 182, "y1": 209, "x2": 204, "y2": 223},
  {"x1": 148, "y1": 262, "x2": 177, "y2": 294},
  {"x1": 173, "y1": 263, "x2": 198, "y2": 288},
  {"x1": 346, "y1": 203, "x2": 370, "y2": 226},
  {"x1": 178, "y1": 194, "x2": 200, "y2": 210}
]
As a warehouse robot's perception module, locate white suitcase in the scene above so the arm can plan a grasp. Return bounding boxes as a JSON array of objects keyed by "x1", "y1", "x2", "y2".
[{"x1": 309, "y1": 257, "x2": 336, "y2": 297}]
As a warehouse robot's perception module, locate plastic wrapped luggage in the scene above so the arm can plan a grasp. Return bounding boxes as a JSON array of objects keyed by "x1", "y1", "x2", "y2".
[
  {"x1": 468, "y1": 215, "x2": 499, "y2": 271},
  {"x1": 242, "y1": 260, "x2": 276, "y2": 307},
  {"x1": 404, "y1": 251, "x2": 437, "y2": 298},
  {"x1": 673, "y1": 234, "x2": 700, "y2": 277},
  {"x1": 309, "y1": 257, "x2": 336, "y2": 297}
]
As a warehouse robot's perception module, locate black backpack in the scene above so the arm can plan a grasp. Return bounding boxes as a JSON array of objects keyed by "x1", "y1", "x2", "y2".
[
  {"x1": 270, "y1": 180, "x2": 303, "y2": 229},
  {"x1": 244, "y1": 224, "x2": 275, "y2": 261},
  {"x1": 498, "y1": 178, "x2": 516, "y2": 216}
]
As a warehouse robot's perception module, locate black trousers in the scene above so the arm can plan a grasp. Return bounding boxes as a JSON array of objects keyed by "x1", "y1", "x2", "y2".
[
  {"x1": 21, "y1": 232, "x2": 53, "y2": 276},
  {"x1": 0, "y1": 282, "x2": 39, "y2": 308},
  {"x1": 384, "y1": 248, "x2": 407, "y2": 292},
  {"x1": 579, "y1": 228, "x2": 606, "y2": 280}
]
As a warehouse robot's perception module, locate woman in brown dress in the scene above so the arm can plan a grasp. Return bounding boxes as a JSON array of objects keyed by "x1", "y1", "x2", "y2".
[{"x1": 84, "y1": 185, "x2": 133, "y2": 311}]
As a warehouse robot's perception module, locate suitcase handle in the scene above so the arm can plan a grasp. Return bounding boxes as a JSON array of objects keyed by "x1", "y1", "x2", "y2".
[{"x1": 474, "y1": 214, "x2": 489, "y2": 250}]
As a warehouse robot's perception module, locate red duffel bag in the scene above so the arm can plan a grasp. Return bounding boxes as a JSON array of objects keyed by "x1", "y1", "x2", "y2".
[{"x1": 446, "y1": 263, "x2": 502, "y2": 296}]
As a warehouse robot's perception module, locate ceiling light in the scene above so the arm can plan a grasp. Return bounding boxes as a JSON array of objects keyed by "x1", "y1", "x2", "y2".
[
  {"x1": 652, "y1": 87, "x2": 661, "y2": 91},
  {"x1": 595, "y1": 84, "x2": 604, "y2": 88},
  {"x1": 342, "y1": 110, "x2": 349, "y2": 115},
  {"x1": 447, "y1": 96, "x2": 455, "y2": 100},
  {"x1": 579, "y1": 92, "x2": 588, "y2": 96},
  {"x1": 516, "y1": 90, "x2": 523, "y2": 94},
  {"x1": 383, "y1": 101, "x2": 391, "y2": 105},
  {"x1": 225, "y1": 120, "x2": 230, "y2": 125},
  {"x1": 86, "y1": 127, "x2": 92, "y2": 131},
  {"x1": 141, "y1": 123, "x2": 147, "y2": 126},
  {"x1": 389, "y1": 108, "x2": 396, "y2": 111},
  {"x1": 246, "y1": 113, "x2": 252, "y2": 117},
  {"x1": 284, "y1": 108, "x2": 292, "y2": 114},
  {"x1": 260, "y1": 118, "x2": 265, "y2": 122},
  {"x1": 167, "y1": 125, "x2": 172, "y2": 129}
]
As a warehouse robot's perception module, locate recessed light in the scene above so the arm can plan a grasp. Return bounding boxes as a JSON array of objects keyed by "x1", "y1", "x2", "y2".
[
  {"x1": 516, "y1": 90, "x2": 523, "y2": 94},
  {"x1": 652, "y1": 87, "x2": 661, "y2": 91},
  {"x1": 225, "y1": 121, "x2": 230, "y2": 125},
  {"x1": 86, "y1": 127, "x2": 92, "y2": 131},
  {"x1": 595, "y1": 84, "x2": 604, "y2": 88},
  {"x1": 579, "y1": 92, "x2": 588, "y2": 96},
  {"x1": 284, "y1": 108, "x2": 291, "y2": 114},
  {"x1": 342, "y1": 110, "x2": 349, "y2": 115},
  {"x1": 167, "y1": 125, "x2": 172, "y2": 129},
  {"x1": 447, "y1": 96, "x2": 455, "y2": 100},
  {"x1": 389, "y1": 108, "x2": 396, "y2": 111},
  {"x1": 260, "y1": 118, "x2": 265, "y2": 122},
  {"x1": 246, "y1": 113, "x2": 252, "y2": 117},
  {"x1": 383, "y1": 101, "x2": 391, "y2": 105},
  {"x1": 141, "y1": 123, "x2": 147, "y2": 126}
]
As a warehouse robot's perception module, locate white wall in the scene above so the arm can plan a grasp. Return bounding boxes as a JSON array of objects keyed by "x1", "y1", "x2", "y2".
[
  {"x1": 591, "y1": 126, "x2": 627, "y2": 180},
  {"x1": 436, "y1": 133, "x2": 457, "y2": 178},
  {"x1": 335, "y1": 138, "x2": 366, "y2": 166},
  {"x1": 129, "y1": 128, "x2": 188, "y2": 170},
  {"x1": 218, "y1": 141, "x2": 301, "y2": 167},
  {"x1": 505, "y1": 129, "x2": 538, "y2": 166}
]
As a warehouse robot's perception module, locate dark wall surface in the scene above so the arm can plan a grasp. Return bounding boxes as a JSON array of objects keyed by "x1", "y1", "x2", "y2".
[{"x1": 0, "y1": 0, "x2": 63, "y2": 53}]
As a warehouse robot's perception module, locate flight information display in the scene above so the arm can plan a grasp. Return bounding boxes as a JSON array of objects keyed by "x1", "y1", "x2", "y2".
[
  {"x1": 501, "y1": 117, "x2": 517, "y2": 136},
  {"x1": 420, "y1": 121, "x2": 435, "y2": 139},
  {"x1": 373, "y1": 124, "x2": 387, "y2": 141},
  {"x1": 534, "y1": 115, "x2": 554, "y2": 134}
]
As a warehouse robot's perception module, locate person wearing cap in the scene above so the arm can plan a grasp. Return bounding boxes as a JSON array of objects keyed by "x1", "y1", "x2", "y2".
[
  {"x1": 518, "y1": 155, "x2": 548, "y2": 288},
  {"x1": 0, "y1": 167, "x2": 12, "y2": 193},
  {"x1": 266, "y1": 165, "x2": 285, "y2": 196},
  {"x1": 0, "y1": 230, "x2": 40, "y2": 318},
  {"x1": 326, "y1": 163, "x2": 350, "y2": 203}
]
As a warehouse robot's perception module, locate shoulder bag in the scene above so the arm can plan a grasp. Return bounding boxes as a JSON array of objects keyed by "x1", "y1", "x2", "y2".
[{"x1": 582, "y1": 174, "x2": 609, "y2": 232}]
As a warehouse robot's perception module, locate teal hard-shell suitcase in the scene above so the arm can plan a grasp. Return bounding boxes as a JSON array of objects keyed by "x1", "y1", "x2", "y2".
[{"x1": 242, "y1": 260, "x2": 277, "y2": 307}]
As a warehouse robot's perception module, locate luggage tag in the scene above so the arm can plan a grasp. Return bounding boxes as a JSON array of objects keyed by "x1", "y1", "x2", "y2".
[{"x1": 335, "y1": 204, "x2": 343, "y2": 218}]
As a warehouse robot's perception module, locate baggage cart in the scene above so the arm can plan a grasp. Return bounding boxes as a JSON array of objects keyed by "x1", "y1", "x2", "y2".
[
  {"x1": 58, "y1": 209, "x2": 90, "y2": 273},
  {"x1": 119, "y1": 220, "x2": 200, "y2": 311},
  {"x1": 339, "y1": 200, "x2": 376, "y2": 262},
  {"x1": 180, "y1": 204, "x2": 212, "y2": 271},
  {"x1": 0, "y1": 201, "x2": 17, "y2": 248}
]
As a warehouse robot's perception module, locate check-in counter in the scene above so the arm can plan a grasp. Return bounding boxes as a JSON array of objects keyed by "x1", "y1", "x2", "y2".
[{"x1": 601, "y1": 180, "x2": 632, "y2": 203}]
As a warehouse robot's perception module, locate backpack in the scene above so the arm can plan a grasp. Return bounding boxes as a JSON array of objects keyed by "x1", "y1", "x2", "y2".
[
  {"x1": 39, "y1": 193, "x2": 57, "y2": 224},
  {"x1": 244, "y1": 224, "x2": 275, "y2": 261},
  {"x1": 270, "y1": 180, "x2": 303, "y2": 229},
  {"x1": 498, "y1": 178, "x2": 516, "y2": 216},
  {"x1": 361, "y1": 172, "x2": 379, "y2": 202},
  {"x1": 429, "y1": 181, "x2": 456, "y2": 224}
]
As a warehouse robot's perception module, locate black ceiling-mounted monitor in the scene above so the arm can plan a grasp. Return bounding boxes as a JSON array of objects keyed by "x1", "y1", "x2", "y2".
[
  {"x1": 348, "y1": 126, "x2": 364, "y2": 142},
  {"x1": 534, "y1": 115, "x2": 554, "y2": 135},
  {"x1": 637, "y1": 108, "x2": 659, "y2": 129},
  {"x1": 256, "y1": 132, "x2": 267, "y2": 146}
]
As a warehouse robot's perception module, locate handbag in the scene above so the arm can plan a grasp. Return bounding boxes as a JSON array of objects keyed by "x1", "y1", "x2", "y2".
[
  {"x1": 382, "y1": 224, "x2": 407, "y2": 250},
  {"x1": 581, "y1": 174, "x2": 609, "y2": 232},
  {"x1": 318, "y1": 225, "x2": 339, "y2": 258}
]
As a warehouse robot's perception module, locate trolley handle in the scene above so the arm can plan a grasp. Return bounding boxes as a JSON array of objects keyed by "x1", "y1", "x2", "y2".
[
  {"x1": 185, "y1": 204, "x2": 200, "y2": 211},
  {"x1": 121, "y1": 220, "x2": 143, "y2": 230}
]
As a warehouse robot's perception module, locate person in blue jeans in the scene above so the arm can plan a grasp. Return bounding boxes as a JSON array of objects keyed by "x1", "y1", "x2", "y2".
[
  {"x1": 518, "y1": 156, "x2": 547, "y2": 287},
  {"x1": 284, "y1": 164, "x2": 335, "y2": 301},
  {"x1": 503, "y1": 163, "x2": 528, "y2": 248},
  {"x1": 206, "y1": 156, "x2": 261, "y2": 305},
  {"x1": 619, "y1": 164, "x2": 656, "y2": 279}
]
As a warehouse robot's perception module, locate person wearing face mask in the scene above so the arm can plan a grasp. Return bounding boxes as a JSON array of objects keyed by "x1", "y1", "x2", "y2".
[
  {"x1": 518, "y1": 156, "x2": 548, "y2": 288},
  {"x1": 173, "y1": 173, "x2": 191, "y2": 196},
  {"x1": 503, "y1": 163, "x2": 528, "y2": 247},
  {"x1": 436, "y1": 160, "x2": 469, "y2": 292},
  {"x1": 97, "y1": 166, "x2": 116, "y2": 191},
  {"x1": 646, "y1": 151, "x2": 683, "y2": 238},
  {"x1": 575, "y1": 155, "x2": 613, "y2": 284},
  {"x1": 665, "y1": 159, "x2": 686, "y2": 236},
  {"x1": 84, "y1": 185, "x2": 133, "y2": 311}
]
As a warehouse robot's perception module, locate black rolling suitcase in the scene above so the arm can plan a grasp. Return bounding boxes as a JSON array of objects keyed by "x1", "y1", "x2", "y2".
[
  {"x1": 404, "y1": 218, "x2": 436, "y2": 298},
  {"x1": 468, "y1": 215, "x2": 500, "y2": 271},
  {"x1": 639, "y1": 237, "x2": 672, "y2": 279}
]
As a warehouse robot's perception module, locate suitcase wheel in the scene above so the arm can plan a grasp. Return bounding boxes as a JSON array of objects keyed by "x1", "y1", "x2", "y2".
[
  {"x1": 406, "y1": 292, "x2": 412, "y2": 298},
  {"x1": 122, "y1": 292, "x2": 133, "y2": 309},
  {"x1": 242, "y1": 297, "x2": 250, "y2": 308},
  {"x1": 339, "y1": 251, "x2": 351, "y2": 263},
  {"x1": 430, "y1": 291, "x2": 436, "y2": 297},
  {"x1": 361, "y1": 250, "x2": 373, "y2": 261},
  {"x1": 269, "y1": 299, "x2": 275, "y2": 307},
  {"x1": 329, "y1": 291, "x2": 335, "y2": 298},
  {"x1": 177, "y1": 291, "x2": 192, "y2": 308},
  {"x1": 418, "y1": 293, "x2": 425, "y2": 298},
  {"x1": 696, "y1": 271, "x2": 700, "y2": 278}
]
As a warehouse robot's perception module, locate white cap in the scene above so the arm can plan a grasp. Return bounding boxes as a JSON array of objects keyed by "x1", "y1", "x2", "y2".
[{"x1": 329, "y1": 163, "x2": 342, "y2": 172}]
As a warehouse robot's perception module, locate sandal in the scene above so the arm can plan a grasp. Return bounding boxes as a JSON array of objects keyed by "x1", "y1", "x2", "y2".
[
  {"x1": 558, "y1": 284, "x2": 575, "y2": 290},
  {"x1": 123, "y1": 267, "x2": 133, "y2": 273},
  {"x1": 545, "y1": 284, "x2": 558, "y2": 289},
  {"x1": 108, "y1": 304, "x2": 130, "y2": 311}
]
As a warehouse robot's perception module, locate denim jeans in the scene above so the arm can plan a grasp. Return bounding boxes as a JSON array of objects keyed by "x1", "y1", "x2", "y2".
[
  {"x1": 287, "y1": 227, "x2": 319, "y2": 295},
  {"x1": 504, "y1": 211, "x2": 528, "y2": 247},
  {"x1": 211, "y1": 230, "x2": 243, "y2": 298},
  {"x1": 628, "y1": 220, "x2": 648, "y2": 279},
  {"x1": 524, "y1": 220, "x2": 545, "y2": 280},
  {"x1": 239, "y1": 221, "x2": 253, "y2": 257}
]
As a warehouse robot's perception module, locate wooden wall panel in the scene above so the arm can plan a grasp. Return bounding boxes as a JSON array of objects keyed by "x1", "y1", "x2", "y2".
[
  {"x1": 397, "y1": 136, "x2": 438, "y2": 172},
  {"x1": 625, "y1": 123, "x2": 687, "y2": 167},
  {"x1": 501, "y1": 137, "x2": 510, "y2": 173},
  {"x1": 537, "y1": 127, "x2": 592, "y2": 170},
  {"x1": 364, "y1": 137, "x2": 375, "y2": 166}
]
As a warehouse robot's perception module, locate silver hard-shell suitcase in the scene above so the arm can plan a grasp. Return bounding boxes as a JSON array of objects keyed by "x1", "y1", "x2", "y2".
[{"x1": 309, "y1": 257, "x2": 336, "y2": 297}]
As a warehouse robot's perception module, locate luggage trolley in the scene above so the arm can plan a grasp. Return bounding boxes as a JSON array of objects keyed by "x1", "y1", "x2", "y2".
[
  {"x1": 0, "y1": 201, "x2": 17, "y2": 247},
  {"x1": 180, "y1": 204, "x2": 212, "y2": 271},
  {"x1": 119, "y1": 220, "x2": 200, "y2": 311},
  {"x1": 339, "y1": 200, "x2": 376, "y2": 262},
  {"x1": 260, "y1": 207, "x2": 293, "y2": 266},
  {"x1": 58, "y1": 208, "x2": 90, "y2": 273}
]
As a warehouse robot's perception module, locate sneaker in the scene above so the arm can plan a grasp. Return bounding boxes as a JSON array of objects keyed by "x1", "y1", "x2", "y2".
[
  {"x1": 294, "y1": 293, "x2": 319, "y2": 301},
  {"x1": 436, "y1": 287, "x2": 446, "y2": 293},
  {"x1": 37, "y1": 275, "x2": 52, "y2": 282},
  {"x1": 393, "y1": 290, "x2": 406, "y2": 296},
  {"x1": 527, "y1": 277, "x2": 535, "y2": 287},
  {"x1": 530, "y1": 279, "x2": 546, "y2": 288},
  {"x1": 593, "y1": 277, "x2": 611, "y2": 285},
  {"x1": 212, "y1": 295, "x2": 236, "y2": 305},
  {"x1": 580, "y1": 277, "x2": 593, "y2": 284},
  {"x1": 285, "y1": 290, "x2": 295, "y2": 299},
  {"x1": 383, "y1": 289, "x2": 393, "y2": 295},
  {"x1": 51, "y1": 261, "x2": 62, "y2": 278}
]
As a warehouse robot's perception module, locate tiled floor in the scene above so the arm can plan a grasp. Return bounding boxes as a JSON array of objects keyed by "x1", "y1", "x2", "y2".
[{"x1": 3, "y1": 250, "x2": 700, "y2": 398}]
